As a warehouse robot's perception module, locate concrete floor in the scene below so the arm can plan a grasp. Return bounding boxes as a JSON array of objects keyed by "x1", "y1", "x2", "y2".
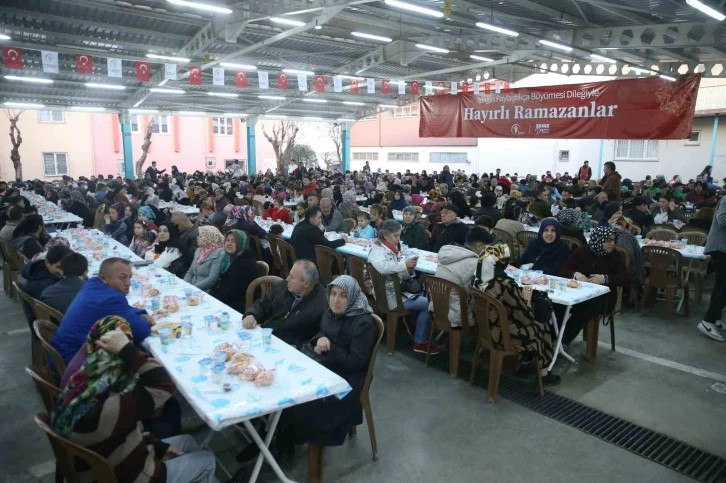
[{"x1": 2, "y1": 279, "x2": 726, "y2": 483}]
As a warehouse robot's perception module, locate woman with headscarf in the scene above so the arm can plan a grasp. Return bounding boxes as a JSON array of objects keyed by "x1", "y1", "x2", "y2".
[
  {"x1": 321, "y1": 187, "x2": 334, "y2": 203},
  {"x1": 559, "y1": 226, "x2": 629, "y2": 345},
  {"x1": 516, "y1": 219, "x2": 571, "y2": 276},
  {"x1": 333, "y1": 185, "x2": 343, "y2": 207},
  {"x1": 137, "y1": 205, "x2": 159, "y2": 233},
  {"x1": 387, "y1": 190, "x2": 408, "y2": 216},
  {"x1": 209, "y1": 230, "x2": 260, "y2": 313},
  {"x1": 31, "y1": 236, "x2": 70, "y2": 262},
  {"x1": 145, "y1": 221, "x2": 185, "y2": 273},
  {"x1": 556, "y1": 208, "x2": 587, "y2": 245},
  {"x1": 473, "y1": 244, "x2": 559, "y2": 385},
  {"x1": 339, "y1": 189, "x2": 360, "y2": 219},
  {"x1": 598, "y1": 202, "x2": 643, "y2": 299},
  {"x1": 449, "y1": 190, "x2": 471, "y2": 219},
  {"x1": 400, "y1": 206, "x2": 428, "y2": 250},
  {"x1": 104, "y1": 203, "x2": 133, "y2": 246},
  {"x1": 183, "y1": 225, "x2": 225, "y2": 291},
  {"x1": 171, "y1": 182, "x2": 190, "y2": 205},
  {"x1": 272, "y1": 182, "x2": 287, "y2": 200},
  {"x1": 474, "y1": 193, "x2": 502, "y2": 223},
  {"x1": 60, "y1": 190, "x2": 94, "y2": 227},
  {"x1": 52, "y1": 316, "x2": 216, "y2": 482},
  {"x1": 229, "y1": 205, "x2": 268, "y2": 241}
]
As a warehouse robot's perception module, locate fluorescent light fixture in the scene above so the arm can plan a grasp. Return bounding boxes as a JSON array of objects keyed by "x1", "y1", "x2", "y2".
[
  {"x1": 85, "y1": 82, "x2": 126, "y2": 90},
  {"x1": 470, "y1": 55, "x2": 494, "y2": 62},
  {"x1": 384, "y1": 0, "x2": 444, "y2": 17},
  {"x1": 270, "y1": 17, "x2": 305, "y2": 27},
  {"x1": 70, "y1": 106, "x2": 106, "y2": 112},
  {"x1": 686, "y1": 0, "x2": 725, "y2": 20},
  {"x1": 146, "y1": 53, "x2": 191, "y2": 63},
  {"x1": 314, "y1": 25, "x2": 322, "y2": 30},
  {"x1": 259, "y1": 95, "x2": 286, "y2": 100},
  {"x1": 266, "y1": 114, "x2": 287, "y2": 118},
  {"x1": 223, "y1": 112, "x2": 248, "y2": 117},
  {"x1": 339, "y1": 75, "x2": 365, "y2": 80},
  {"x1": 351, "y1": 32, "x2": 393, "y2": 42},
  {"x1": 283, "y1": 68, "x2": 314, "y2": 76},
  {"x1": 343, "y1": 101, "x2": 365, "y2": 106},
  {"x1": 0, "y1": 34, "x2": 10, "y2": 40},
  {"x1": 415, "y1": 43, "x2": 449, "y2": 54},
  {"x1": 208, "y1": 92, "x2": 239, "y2": 98},
  {"x1": 177, "y1": 111, "x2": 206, "y2": 115},
  {"x1": 3, "y1": 101, "x2": 44, "y2": 108},
  {"x1": 590, "y1": 54, "x2": 617, "y2": 63},
  {"x1": 5, "y1": 75, "x2": 53, "y2": 84},
  {"x1": 303, "y1": 98, "x2": 328, "y2": 103},
  {"x1": 150, "y1": 87, "x2": 185, "y2": 94},
  {"x1": 304, "y1": 116, "x2": 323, "y2": 120},
  {"x1": 220, "y1": 62, "x2": 257, "y2": 70},
  {"x1": 475, "y1": 22, "x2": 519, "y2": 37},
  {"x1": 379, "y1": 104, "x2": 398, "y2": 108},
  {"x1": 660, "y1": 74, "x2": 677, "y2": 82},
  {"x1": 129, "y1": 108, "x2": 159, "y2": 114},
  {"x1": 538, "y1": 39, "x2": 573, "y2": 52},
  {"x1": 336, "y1": 118, "x2": 354, "y2": 122},
  {"x1": 166, "y1": 0, "x2": 233, "y2": 14}
]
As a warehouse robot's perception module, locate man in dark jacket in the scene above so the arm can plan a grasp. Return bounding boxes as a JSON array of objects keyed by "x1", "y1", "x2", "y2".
[
  {"x1": 40, "y1": 252, "x2": 88, "y2": 314},
  {"x1": 430, "y1": 205, "x2": 470, "y2": 253},
  {"x1": 528, "y1": 189, "x2": 553, "y2": 220},
  {"x1": 171, "y1": 212, "x2": 199, "y2": 275},
  {"x1": 600, "y1": 161, "x2": 622, "y2": 201},
  {"x1": 20, "y1": 244, "x2": 72, "y2": 299},
  {"x1": 144, "y1": 161, "x2": 166, "y2": 182},
  {"x1": 243, "y1": 260, "x2": 327, "y2": 348},
  {"x1": 438, "y1": 165, "x2": 454, "y2": 190},
  {"x1": 289, "y1": 207, "x2": 345, "y2": 265},
  {"x1": 625, "y1": 196, "x2": 654, "y2": 235},
  {"x1": 474, "y1": 193, "x2": 502, "y2": 223}
]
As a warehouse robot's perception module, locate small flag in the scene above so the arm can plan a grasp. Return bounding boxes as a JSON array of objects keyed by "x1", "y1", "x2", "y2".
[
  {"x1": 443, "y1": 1, "x2": 452, "y2": 18},
  {"x1": 76, "y1": 54, "x2": 93, "y2": 74},
  {"x1": 495, "y1": 82, "x2": 501, "y2": 94},
  {"x1": 462, "y1": 83, "x2": 470, "y2": 94},
  {"x1": 366, "y1": 78, "x2": 375, "y2": 94},
  {"x1": 473, "y1": 82, "x2": 480, "y2": 95},
  {"x1": 333, "y1": 76, "x2": 342, "y2": 93},
  {"x1": 411, "y1": 81, "x2": 419, "y2": 96},
  {"x1": 258, "y1": 71, "x2": 269, "y2": 89},
  {"x1": 314, "y1": 75, "x2": 325, "y2": 92},
  {"x1": 107, "y1": 58, "x2": 122, "y2": 78},
  {"x1": 235, "y1": 71, "x2": 248, "y2": 88},
  {"x1": 136, "y1": 61, "x2": 150, "y2": 82},
  {"x1": 503, "y1": 81, "x2": 511, "y2": 93},
  {"x1": 382, "y1": 79, "x2": 390, "y2": 94},
  {"x1": 450, "y1": 81, "x2": 457, "y2": 95},
  {"x1": 189, "y1": 66, "x2": 202, "y2": 85},
  {"x1": 424, "y1": 81, "x2": 433, "y2": 95},
  {"x1": 436, "y1": 81, "x2": 446, "y2": 95},
  {"x1": 213, "y1": 67, "x2": 225, "y2": 86},
  {"x1": 277, "y1": 72, "x2": 288, "y2": 89},
  {"x1": 297, "y1": 74, "x2": 308, "y2": 92},
  {"x1": 350, "y1": 79, "x2": 359, "y2": 94},
  {"x1": 2, "y1": 47, "x2": 23, "y2": 70},
  {"x1": 165, "y1": 63, "x2": 177, "y2": 80},
  {"x1": 398, "y1": 81, "x2": 405, "y2": 95},
  {"x1": 485, "y1": 83, "x2": 491, "y2": 93},
  {"x1": 41, "y1": 51, "x2": 58, "y2": 74}
]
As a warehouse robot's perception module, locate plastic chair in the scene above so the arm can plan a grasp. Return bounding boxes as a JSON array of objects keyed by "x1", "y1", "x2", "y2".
[
  {"x1": 366, "y1": 262, "x2": 410, "y2": 355},
  {"x1": 26, "y1": 365, "x2": 61, "y2": 414},
  {"x1": 270, "y1": 236, "x2": 296, "y2": 278},
  {"x1": 424, "y1": 275, "x2": 471, "y2": 379},
  {"x1": 315, "y1": 245, "x2": 345, "y2": 286},
  {"x1": 0, "y1": 239, "x2": 19, "y2": 297},
  {"x1": 267, "y1": 235, "x2": 283, "y2": 275},
  {"x1": 247, "y1": 233, "x2": 264, "y2": 261},
  {"x1": 343, "y1": 218, "x2": 356, "y2": 234},
  {"x1": 560, "y1": 235, "x2": 583, "y2": 253},
  {"x1": 33, "y1": 299, "x2": 64, "y2": 324},
  {"x1": 600, "y1": 247, "x2": 628, "y2": 352},
  {"x1": 245, "y1": 276, "x2": 283, "y2": 310},
  {"x1": 13, "y1": 281, "x2": 46, "y2": 366},
  {"x1": 491, "y1": 228, "x2": 518, "y2": 260},
  {"x1": 640, "y1": 246, "x2": 690, "y2": 317},
  {"x1": 35, "y1": 412, "x2": 118, "y2": 483},
  {"x1": 469, "y1": 288, "x2": 543, "y2": 402},
  {"x1": 347, "y1": 255, "x2": 367, "y2": 290},
  {"x1": 256, "y1": 260, "x2": 269, "y2": 277},
  {"x1": 3, "y1": 240, "x2": 25, "y2": 298},
  {"x1": 516, "y1": 231, "x2": 538, "y2": 251},
  {"x1": 646, "y1": 228, "x2": 678, "y2": 242},
  {"x1": 33, "y1": 320, "x2": 67, "y2": 378},
  {"x1": 678, "y1": 231, "x2": 708, "y2": 303}
]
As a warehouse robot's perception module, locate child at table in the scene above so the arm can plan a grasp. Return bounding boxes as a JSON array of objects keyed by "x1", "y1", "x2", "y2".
[
  {"x1": 355, "y1": 213, "x2": 376, "y2": 239},
  {"x1": 129, "y1": 221, "x2": 153, "y2": 258}
]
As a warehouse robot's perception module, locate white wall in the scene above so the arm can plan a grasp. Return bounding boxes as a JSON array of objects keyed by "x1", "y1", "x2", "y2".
[{"x1": 350, "y1": 145, "x2": 479, "y2": 174}]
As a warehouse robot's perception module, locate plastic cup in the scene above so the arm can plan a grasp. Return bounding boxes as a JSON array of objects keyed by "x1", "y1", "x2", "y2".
[
  {"x1": 220, "y1": 312, "x2": 231, "y2": 331},
  {"x1": 204, "y1": 315, "x2": 216, "y2": 332},
  {"x1": 181, "y1": 316, "x2": 192, "y2": 338},
  {"x1": 214, "y1": 351, "x2": 227, "y2": 365},
  {"x1": 150, "y1": 296, "x2": 161, "y2": 311},
  {"x1": 262, "y1": 328, "x2": 273, "y2": 345},
  {"x1": 681, "y1": 239, "x2": 688, "y2": 249},
  {"x1": 212, "y1": 364, "x2": 226, "y2": 384},
  {"x1": 159, "y1": 327, "x2": 172, "y2": 346},
  {"x1": 184, "y1": 287, "x2": 193, "y2": 298}
]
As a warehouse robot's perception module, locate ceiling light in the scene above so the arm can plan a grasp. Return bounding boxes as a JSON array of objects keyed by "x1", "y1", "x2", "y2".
[
  {"x1": 660, "y1": 74, "x2": 677, "y2": 82},
  {"x1": 259, "y1": 95, "x2": 286, "y2": 100},
  {"x1": 129, "y1": 108, "x2": 159, "y2": 114},
  {"x1": 5, "y1": 75, "x2": 53, "y2": 84},
  {"x1": 208, "y1": 92, "x2": 238, "y2": 98},
  {"x1": 539, "y1": 39, "x2": 573, "y2": 52},
  {"x1": 415, "y1": 43, "x2": 449, "y2": 54},
  {"x1": 220, "y1": 62, "x2": 257, "y2": 70},
  {"x1": 0, "y1": 34, "x2": 10, "y2": 40},
  {"x1": 177, "y1": 111, "x2": 207, "y2": 115},
  {"x1": 70, "y1": 106, "x2": 106, "y2": 112},
  {"x1": 685, "y1": 0, "x2": 725, "y2": 21},
  {"x1": 304, "y1": 116, "x2": 323, "y2": 120},
  {"x1": 270, "y1": 17, "x2": 305, "y2": 27},
  {"x1": 146, "y1": 53, "x2": 191, "y2": 63},
  {"x1": 166, "y1": 0, "x2": 232, "y2": 14},
  {"x1": 283, "y1": 68, "x2": 314, "y2": 76},
  {"x1": 266, "y1": 114, "x2": 287, "y2": 118},
  {"x1": 351, "y1": 32, "x2": 393, "y2": 42},
  {"x1": 3, "y1": 102, "x2": 44, "y2": 109},
  {"x1": 475, "y1": 22, "x2": 519, "y2": 37},
  {"x1": 470, "y1": 55, "x2": 494, "y2": 62},
  {"x1": 85, "y1": 82, "x2": 126, "y2": 90},
  {"x1": 150, "y1": 87, "x2": 185, "y2": 94},
  {"x1": 223, "y1": 113, "x2": 248, "y2": 117},
  {"x1": 379, "y1": 104, "x2": 397, "y2": 108},
  {"x1": 339, "y1": 75, "x2": 365, "y2": 80},
  {"x1": 336, "y1": 118, "x2": 354, "y2": 122},
  {"x1": 384, "y1": 0, "x2": 444, "y2": 17},
  {"x1": 303, "y1": 98, "x2": 328, "y2": 103},
  {"x1": 343, "y1": 101, "x2": 365, "y2": 106},
  {"x1": 590, "y1": 54, "x2": 617, "y2": 63}
]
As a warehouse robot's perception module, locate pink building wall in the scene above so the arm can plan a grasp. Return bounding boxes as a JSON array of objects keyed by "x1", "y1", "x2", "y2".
[{"x1": 351, "y1": 112, "x2": 477, "y2": 147}]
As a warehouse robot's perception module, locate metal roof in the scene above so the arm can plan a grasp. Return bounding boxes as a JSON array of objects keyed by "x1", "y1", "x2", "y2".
[{"x1": 0, "y1": 0, "x2": 725, "y2": 120}]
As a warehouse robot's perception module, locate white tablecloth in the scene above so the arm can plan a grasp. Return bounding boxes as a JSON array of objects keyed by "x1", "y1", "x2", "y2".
[
  {"x1": 506, "y1": 268, "x2": 611, "y2": 306},
  {"x1": 283, "y1": 196, "x2": 366, "y2": 208},
  {"x1": 56, "y1": 229, "x2": 144, "y2": 274},
  {"x1": 21, "y1": 190, "x2": 84, "y2": 225},
  {"x1": 392, "y1": 211, "x2": 474, "y2": 224},
  {"x1": 157, "y1": 201, "x2": 199, "y2": 215},
  {"x1": 638, "y1": 241, "x2": 708, "y2": 260}
]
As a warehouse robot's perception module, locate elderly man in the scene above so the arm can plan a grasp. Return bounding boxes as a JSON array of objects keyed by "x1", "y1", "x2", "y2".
[
  {"x1": 214, "y1": 188, "x2": 231, "y2": 213},
  {"x1": 52, "y1": 257, "x2": 154, "y2": 364},
  {"x1": 430, "y1": 204, "x2": 470, "y2": 253},
  {"x1": 243, "y1": 260, "x2": 327, "y2": 348},
  {"x1": 320, "y1": 198, "x2": 345, "y2": 233}
]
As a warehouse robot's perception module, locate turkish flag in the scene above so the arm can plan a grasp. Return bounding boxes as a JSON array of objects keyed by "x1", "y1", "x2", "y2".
[
  {"x1": 503, "y1": 81, "x2": 510, "y2": 93},
  {"x1": 314, "y1": 75, "x2": 325, "y2": 92},
  {"x1": 278, "y1": 72, "x2": 288, "y2": 89},
  {"x1": 411, "y1": 81, "x2": 419, "y2": 95},
  {"x1": 484, "y1": 82, "x2": 491, "y2": 94},
  {"x1": 76, "y1": 54, "x2": 93, "y2": 74},
  {"x1": 382, "y1": 79, "x2": 390, "y2": 95},
  {"x1": 135, "y1": 62, "x2": 150, "y2": 82},
  {"x1": 235, "y1": 71, "x2": 248, "y2": 88},
  {"x1": 436, "y1": 81, "x2": 446, "y2": 95},
  {"x1": 1, "y1": 47, "x2": 23, "y2": 70},
  {"x1": 350, "y1": 79, "x2": 359, "y2": 94},
  {"x1": 188, "y1": 66, "x2": 202, "y2": 85},
  {"x1": 462, "y1": 83, "x2": 470, "y2": 94}
]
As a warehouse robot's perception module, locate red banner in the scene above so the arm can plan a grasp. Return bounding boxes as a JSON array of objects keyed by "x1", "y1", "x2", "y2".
[
  {"x1": 75, "y1": 54, "x2": 93, "y2": 74},
  {"x1": 314, "y1": 75, "x2": 325, "y2": 92},
  {"x1": 235, "y1": 71, "x2": 247, "y2": 88},
  {"x1": 278, "y1": 72, "x2": 288, "y2": 89},
  {"x1": 2, "y1": 47, "x2": 22, "y2": 70},
  {"x1": 419, "y1": 75, "x2": 700, "y2": 139},
  {"x1": 135, "y1": 61, "x2": 150, "y2": 82},
  {"x1": 350, "y1": 79, "x2": 359, "y2": 94},
  {"x1": 411, "y1": 81, "x2": 419, "y2": 96},
  {"x1": 189, "y1": 66, "x2": 202, "y2": 85}
]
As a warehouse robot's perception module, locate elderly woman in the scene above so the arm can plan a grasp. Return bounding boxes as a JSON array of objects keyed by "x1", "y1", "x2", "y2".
[
  {"x1": 473, "y1": 243, "x2": 559, "y2": 385},
  {"x1": 209, "y1": 230, "x2": 260, "y2": 313},
  {"x1": 598, "y1": 202, "x2": 644, "y2": 297},
  {"x1": 400, "y1": 206, "x2": 428, "y2": 250},
  {"x1": 229, "y1": 205, "x2": 268, "y2": 241},
  {"x1": 516, "y1": 218, "x2": 571, "y2": 276},
  {"x1": 368, "y1": 219, "x2": 436, "y2": 354},
  {"x1": 556, "y1": 208, "x2": 587, "y2": 245},
  {"x1": 104, "y1": 203, "x2": 133, "y2": 246},
  {"x1": 183, "y1": 226, "x2": 225, "y2": 291},
  {"x1": 339, "y1": 189, "x2": 360, "y2": 219},
  {"x1": 52, "y1": 316, "x2": 217, "y2": 483},
  {"x1": 320, "y1": 198, "x2": 345, "y2": 233}
]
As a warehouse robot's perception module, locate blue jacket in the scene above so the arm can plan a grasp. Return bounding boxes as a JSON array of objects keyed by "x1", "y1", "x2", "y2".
[{"x1": 52, "y1": 277, "x2": 151, "y2": 364}]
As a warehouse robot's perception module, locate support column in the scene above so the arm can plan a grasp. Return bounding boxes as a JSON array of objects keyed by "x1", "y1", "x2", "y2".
[
  {"x1": 342, "y1": 127, "x2": 351, "y2": 173},
  {"x1": 119, "y1": 111, "x2": 135, "y2": 179},
  {"x1": 709, "y1": 114, "x2": 720, "y2": 167},
  {"x1": 597, "y1": 139, "x2": 604, "y2": 179},
  {"x1": 246, "y1": 116, "x2": 258, "y2": 175}
]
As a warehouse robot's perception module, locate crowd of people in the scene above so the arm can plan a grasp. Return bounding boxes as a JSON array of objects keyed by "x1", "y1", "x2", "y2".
[{"x1": 3, "y1": 156, "x2": 725, "y2": 482}]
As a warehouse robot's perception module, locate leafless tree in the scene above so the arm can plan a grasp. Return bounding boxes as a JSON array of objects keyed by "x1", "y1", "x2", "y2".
[
  {"x1": 4, "y1": 109, "x2": 24, "y2": 180},
  {"x1": 327, "y1": 123, "x2": 342, "y2": 163},
  {"x1": 262, "y1": 120, "x2": 299, "y2": 173},
  {"x1": 134, "y1": 115, "x2": 157, "y2": 178}
]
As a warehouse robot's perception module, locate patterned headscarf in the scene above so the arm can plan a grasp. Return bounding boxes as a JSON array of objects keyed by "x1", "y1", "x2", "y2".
[
  {"x1": 321, "y1": 187, "x2": 334, "y2": 201},
  {"x1": 219, "y1": 229, "x2": 248, "y2": 274},
  {"x1": 556, "y1": 208, "x2": 580, "y2": 227},
  {"x1": 52, "y1": 316, "x2": 136, "y2": 437},
  {"x1": 228, "y1": 205, "x2": 254, "y2": 223},
  {"x1": 196, "y1": 225, "x2": 224, "y2": 266},
  {"x1": 138, "y1": 205, "x2": 156, "y2": 221},
  {"x1": 328, "y1": 275, "x2": 372, "y2": 317},
  {"x1": 473, "y1": 244, "x2": 511, "y2": 288},
  {"x1": 31, "y1": 236, "x2": 71, "y2": 261},
  {"x1": 589, "y1": 226, "x2": 618, "y2": 257}
]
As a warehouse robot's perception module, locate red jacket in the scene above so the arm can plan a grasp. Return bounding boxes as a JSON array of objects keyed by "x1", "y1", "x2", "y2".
[
  {"x1": 262, "y1": 206, "x2": 292, "y2": 224},
  {"x1": 302, "y1": 182, "x2": 318, "y2": 196}
]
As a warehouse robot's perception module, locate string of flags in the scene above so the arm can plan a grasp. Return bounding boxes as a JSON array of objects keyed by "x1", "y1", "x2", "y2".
[{"x1": 1, "y1": 46, "x2": 511, "y2": 96}]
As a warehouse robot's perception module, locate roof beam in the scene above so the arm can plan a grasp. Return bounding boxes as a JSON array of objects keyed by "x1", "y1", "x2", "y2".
[
  {"x1": 397, "y1": 50, "x2": 536, "y2": 80},
  {"x1": 50, "y1": 0, "x2": 209, "y2": 26},
  {"x1": 496, "y1": 0, "x2": 586, "y2": 26},
  {"x1": 333, "y1": 40, "x2": 426, "y2": 75},
  {"x1": 563, "y1": 21, "x2": 720, "y2": 49}
]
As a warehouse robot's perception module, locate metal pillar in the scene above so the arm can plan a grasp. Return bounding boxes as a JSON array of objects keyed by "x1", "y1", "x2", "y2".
[
  {"x1": 246, "y1": 117, "x2": 257, "y2": 175},
  {"x1": 709, "y1": 114, "x2": 720, "y2": 167},
  {"x1": 119, "y1": 111, "x2": 135, "y2": 179},
  {"x1": 597, "y1": 139, "x2": 605, "y2": 179},
  {"x1": 342, "y1": 128, "x2": 350, "y2": 173}
]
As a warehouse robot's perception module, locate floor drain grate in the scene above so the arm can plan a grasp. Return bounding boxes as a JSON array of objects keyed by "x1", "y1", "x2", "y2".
[{"x1": 395, "y1": 337, "x2": 726, "y2": 482}]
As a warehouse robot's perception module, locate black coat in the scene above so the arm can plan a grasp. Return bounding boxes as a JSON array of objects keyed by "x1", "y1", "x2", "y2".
[
  {"x1": 40, "y1": 277, "x2": 86, "y2": 315},
  {"x1": 474, "y1": 206, "x2": 503, "y2": 223},
  {"x1": 244, "y1": 281, "x2": 327, "y2": 348},
  {"x1": 289, "y1": 221, "x2": 345, "y2": 265},
  {"x1": 517, "y1": 240, "x2": 571, "y2": 277},
  {"x1": 209, "y1": 250, "x2": 259, "y2": 313},
  {"x1": 67, "y1": 201, "x2": 95, "y2": 227},
  {"x1": 559, "y1": 224, "x2": 587, "y2": 246},
  {"x1": 21, "y1": 259, "x2": 60, "y2": 299},
  {"x1": 430, "y1": 220, "x2": 470, "y2": 253}
]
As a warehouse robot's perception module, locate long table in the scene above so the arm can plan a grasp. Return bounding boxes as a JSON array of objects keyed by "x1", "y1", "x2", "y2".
[
  {"x1": 157, "y1": 200, "x2": 200, "y2": 215},
  {"x1": 21, "y1": 190, "x2": 84, "y2": 227}
]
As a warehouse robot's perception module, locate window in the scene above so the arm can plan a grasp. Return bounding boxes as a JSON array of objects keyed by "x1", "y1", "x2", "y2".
[
  {"x1": 43, "y1": 153, "x2": 69, "y2": 176},
  {"x1": 37, "y1": 110, "x2": 63, "y2": 123},
  {"x1": 387, "y1": 152, "x2": 419, "y2": 162},
  {"x1": 430, "y1": 152, "x2": 467, "y2": 163},
  {"x1": 353, "y1": 152, "x2": 378, "y2": 161},
  {"x1": 686, "y1": 131, "x2": 701, "y2": 146},
  {"x1": 614, "y1": 140, "x2": 659, "y2": 160},
  {"x1": 130, "y1": 114, "x2": 170, "y2": 134},
  {"x1": 559, "y1": 150, "x2": 570, "y2": 161},
  {"x1": 205, "y1": 158, "x2": 216, "y2": 169},
  {"x1": 386, "y1": 105, "x2": 419, "y2": 119},
  {"x1": 213, "y1": 117, "x2": 234, "y2": 135}
]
